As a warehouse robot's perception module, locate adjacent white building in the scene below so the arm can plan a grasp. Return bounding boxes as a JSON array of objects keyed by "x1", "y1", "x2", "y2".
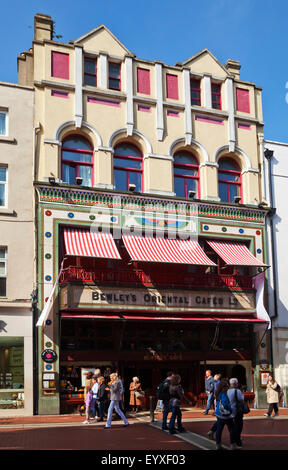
[{"x1": 263, "y1": 139, "x2": 288, "y2": 405}]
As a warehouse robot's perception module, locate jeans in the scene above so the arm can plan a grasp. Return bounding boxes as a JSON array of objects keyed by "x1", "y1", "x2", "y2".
[
  {"x1": 91, "y1": 397, "x2": 99, "y2": 418},
  {"x1": 234, "y1": 412, "x2": 243, "y2": 445},
  {"x1": 216, "y1": 417, "x2": 236, "y2": 445},
  {"x1": 106, "y1": 400, "x2": 129, "y2": 427},
  {"x1": 267, "y1": 403, "x2": 279, "y2": 416},
  {"x1": 98, "y1": 400, "x2": 106, "y2": 420},
  {"x1": 168, "y1": 406, "x2": 182, "y2": 432},
  {"x1": 162, "y1": 401, "x2": 171, "y2": 429},
  {"x1": 205, "y1": 392, "x2": 214, "y2": 412}
]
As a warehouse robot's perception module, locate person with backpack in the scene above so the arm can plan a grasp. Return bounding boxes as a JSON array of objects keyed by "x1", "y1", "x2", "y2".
[
  {"x1": 168, "y1": 374, "x2": 191, "y2": 434},
  {"x1": 157, "y1": 371, "x2": 173, "y2": 431},
  {"x1": 264, "y1": 375, "x2": 281, "y2": 418},
  {"x1": 227, "y1": 378, "x2": 245, "y2": 448},
  {"x1": 215, "y1": 378, "x2": 237, "y2": 450}
]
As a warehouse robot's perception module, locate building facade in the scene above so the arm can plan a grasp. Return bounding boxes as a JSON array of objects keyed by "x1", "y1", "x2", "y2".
[
  {"x1": 18, "y1": 13, "x2": 270, "y2": 415},
  {"x1": 0, "y1": 81, "x2": 35, "y2": 416},
  {"x1": 262, "y1": 139, "x2": 288, "y2": 406}
]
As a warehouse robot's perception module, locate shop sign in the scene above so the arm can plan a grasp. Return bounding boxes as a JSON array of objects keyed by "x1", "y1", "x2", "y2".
[
  {"x1": 61, "y1": 285, "x2": 255, "y2": 312},
  {"x1": 41, "y1": 349, "x2": 58, "y2": 363}
]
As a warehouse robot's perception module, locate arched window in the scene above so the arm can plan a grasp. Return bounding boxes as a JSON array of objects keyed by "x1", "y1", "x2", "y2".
[
  {"x1": 218, "y1": 158, "x2": 242, "y2": 203},
  {"x1": 173, "y1": 151, "x2": 199, "y2": 198},
  {"x1": 61, "y1": 136, "x2": 93, "y2": 186},
  {"x1": 114, "y1": 143, "x2": 143, "y2": 192}
]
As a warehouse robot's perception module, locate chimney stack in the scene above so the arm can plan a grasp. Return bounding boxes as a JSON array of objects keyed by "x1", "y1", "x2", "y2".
[
  {"x1": 225, "y1": 59, "x2": 241, "y2": 79},
  {"x1": 34, "y1": 13, "x2": 53, "y2": 41}
]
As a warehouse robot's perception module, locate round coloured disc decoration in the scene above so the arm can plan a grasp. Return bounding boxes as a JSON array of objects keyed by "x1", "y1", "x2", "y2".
[{"x1": 41, "y1": 349, "x2": 57, "y2": 363}]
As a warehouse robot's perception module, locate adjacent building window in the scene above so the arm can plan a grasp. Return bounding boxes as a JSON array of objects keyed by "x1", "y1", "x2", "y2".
[
  {"x1": 84, "y1": 57, "x2": 97, "y2": 87},
  {"x1": 173, "y1": 151, "x2": 199, "y2": 198},
  {"x1": 0, "y1": 247, "x2": 7, "y2": 297},
  {"x1": 190, "y1": 79, "x2": 201, "y2": 106},
  {"x1": 114, "y1": 143, "x2": 142, "y2": 192},
  {"x1": 108, "y1": 63, "x2": 121, "y2": 90},
  {"x1": 218, "y1": 158, "x2": 242, "y2": 203},
  {"x1": 236, "y1": 88, "x2": 250, "y2": 113},
  {"x1": 51, "y1": 51, "x2": 69, "y2": 80},
  {"x1": 0, "y1": 167, "x2": 7, "y2": 207},
  {"x1": 166, "y1": 74, "x2": 179, "y2": 100},
  {"x1": 137, "y1": 68, "x2": 150, "y2": 95},
  {"x1": 0, "y1": 337, "x2": 25, "y2": 409},
  {"x1": 211, "y1": 83, "x2": 221, "y2": 109},
  {"x1": 61, "y1": 136, "x2": 93, "y2": 187},
  {"x1": 0, "y1": 111, "x2": 7, "y2": 135}
]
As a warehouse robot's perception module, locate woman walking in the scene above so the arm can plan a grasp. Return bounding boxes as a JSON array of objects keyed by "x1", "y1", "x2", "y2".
[
  {"x1": 265, "y1": 375, "x2": 280, "y2": 418},
  {"x1": 168, "y1": 374, "x2": 190, "y2": 435},
  {"x1": 105, "y1": 373, "x2": 129, "y2": 429},
  {"x1": 129, "y1": 377, "x2": 143, "y2": 413},
  {"x1": 215, "y1": 379, "x2": 237, "y2": 450}
]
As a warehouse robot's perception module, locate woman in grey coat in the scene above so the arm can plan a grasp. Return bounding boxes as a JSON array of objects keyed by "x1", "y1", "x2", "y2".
[{"x1": 105, "y1": 373, "x2": 129, "y2": 429}]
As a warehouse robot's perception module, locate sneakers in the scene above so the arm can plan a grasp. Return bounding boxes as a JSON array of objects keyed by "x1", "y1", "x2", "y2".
[
  {"x1": 207, "y1": 430, "x2": 215, "y2": 440},
  {"x1": 264, "y1": 413, "x2": 271, "y2": 418},
  {"x1": 83, "y1": 420, "x2": 89, "y2": 424}
]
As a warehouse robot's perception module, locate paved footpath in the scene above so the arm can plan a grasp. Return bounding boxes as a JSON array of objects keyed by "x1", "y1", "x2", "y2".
[{"x1": 0, "y1": 407, "x2": 288, "y2": 453}]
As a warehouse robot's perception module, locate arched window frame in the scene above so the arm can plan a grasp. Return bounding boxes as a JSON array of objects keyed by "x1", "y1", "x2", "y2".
[
  {"x1": 113, "y1": 142, "x2": 143, "y2": 192},
  {"x1": 61, "y1": 135, "x2": 94, "y2": 187},
  {"x1": 218, "y1": 157, "x2": 242, "y2": 203},
  {"x1": 173, "y1": 151, "x2": 200, "y2": 199}
]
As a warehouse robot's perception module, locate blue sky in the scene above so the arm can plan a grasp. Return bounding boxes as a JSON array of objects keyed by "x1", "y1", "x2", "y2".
[{"x1": 1, "y1": 0, "x2": 287, "y2": 142}]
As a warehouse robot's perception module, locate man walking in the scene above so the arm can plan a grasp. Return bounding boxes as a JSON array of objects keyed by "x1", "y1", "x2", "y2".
[
  {"x1": 157, "y1": 371, "x2": 173, "y2": 430},
  {"x1": 203, "y1": 370, "x2": 214, "y2": 415}
]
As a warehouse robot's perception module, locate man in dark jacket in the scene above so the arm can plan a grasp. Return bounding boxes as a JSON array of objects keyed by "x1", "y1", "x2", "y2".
[
  {"x1": 157, "y1": 371, "x2": 173, "y2": 430},
  {"x1": 203, "y1": 369, "x2": 215, "y2": 415}
]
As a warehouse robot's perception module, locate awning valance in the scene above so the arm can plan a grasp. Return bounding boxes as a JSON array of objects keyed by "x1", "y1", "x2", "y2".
[
  {"x1": 122, "y1": 235, "x2": 216, "y2": 265},
  {"x1": 63, "y1": 228, "x2": 121, "y2": 259},
  {"x1": 207, "y1": 241, "x2": 267, "y2": 267}
]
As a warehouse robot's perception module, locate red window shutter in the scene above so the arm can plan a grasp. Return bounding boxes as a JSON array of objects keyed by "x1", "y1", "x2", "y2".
[
  {"x1": 166, "y1": 74, "x2": 179, "y2": 100},
  {"x1": 51, "y1": 51, "x2": 69, "y2": 79},
  {"x1": 236, "y1": 88, "x2": 250, "y2": 113},
  {"x1": 137, "y1": 68, "x2": 150, "y2": 95}
]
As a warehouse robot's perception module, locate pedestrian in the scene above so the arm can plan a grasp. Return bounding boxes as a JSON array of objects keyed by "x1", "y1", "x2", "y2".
[
  {"x1": 227, "y1": 378, "x2": 245, "y2": 448},
  {"x1": 84, "y1": 371, "x2": 93, "y2": 401},
  {"x1": 91, "y1": 374, "x2": 100, "y2": 422},
  {"x1": 105, "y1": 373, "x2": 129, "y2": 429},
  {"x1": 83, "y1": 385, "x2": 93, "y2": 424},
  {"x1": 214, "y1": 378, "x2": 237, "y2": 450},
  {"x1": 157, "y1": 371, "x2": 173, "y2": 430},
  {"x1": 96, "y1": 376, "x2": 108, "y2": 422},
  {"x1": 264, "y1": 375, "x2": 280, "y2": 418},
  {"x1": 207, "y1": 375, "x2": 222, "y2": 440},
  {"x1": 203, "y1": 370, "x2": 215, "y2": 415},
  {"x1": 129, "y1": 377, "x2": 143, "y2": 413},
  {"x1": 168, "y1": 374, "x2": 191, "y2": 434}
]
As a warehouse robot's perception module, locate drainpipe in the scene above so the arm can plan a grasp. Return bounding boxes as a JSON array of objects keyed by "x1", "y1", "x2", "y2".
[{"x1": 264, "y1": 147, "x2": 277, "y2": 373}]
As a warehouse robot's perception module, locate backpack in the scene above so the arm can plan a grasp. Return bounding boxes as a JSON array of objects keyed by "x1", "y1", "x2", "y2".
[
  {"x1": 157, "y1": 380, "x2": 170, "y2": 401},
  {"x1": 276, "y1": 384, "x2": 284, "y2": 401},
  {"x1": 218, "y1": 392, "x2": 232, "y2": 417}
]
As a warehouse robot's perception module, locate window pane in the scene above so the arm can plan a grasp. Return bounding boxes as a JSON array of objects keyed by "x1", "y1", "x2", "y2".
[
  {"x1": 0, "y1": 248, "x2": 6, "y2": 259},
  {"x1": 109, "y1": 63, "x2": 120, "y2": 78},
  {"x1": 219, "y1": 182, "x2": 228, "y2": 202},
  {"x1": 128, "y1": 171, "x2": 142, "y2": 192},
  {"x1": 84, "y1": 59, "x2": 96, "y2": 74},
  {"x1": 78, "y1": 165, "x2": 92, "y2": 186},
  {"x1": 109, "y1": 78, "x2": 120, "y2": 90},
  {"x1": 0, "y1": 113, "x2": 6, "y2": 135},
  {"x1": 84, "y1": 74, "x2": 97, "y2": 87},
  {"x1": 114, "y1": 169, "x2": 127, "y2": 191},
  {"x1": 219, "y1": 171, "x2": 239, "y2": 182},
  {"x1": 174, "y1": 177, "x2": 185, "y2": 198},
  {"x1": 174, "y1": 152, "x2": 198, "y2": 165},
  {"x1": 0, "y1": 262, "x2": 5, "y2": 275},
  {"x1": 186, "y1": 178, "x2": 198, "y2": 195},
  {"x1": 62, "y1": 137, "x2": 92, "y2": 151},
  {"x1": 174, "y1": 167, "x2": 197, "y2": 177},
  {"x1": 0, "y1": 184, "x2": 5, "y2": 206},
  {"x1": 229, "y1": 184, "x2": 240, "y2": 202},
  {"x1": 62, "y1": 150, "x2": 92, "y2": 163},
  {"x1": 114, "y1": 157, "x2": 141, "y2": 170},
  {"x1": 0, "y1": 167, "x2": 6, "y2": 181},
  {"x1": 0, "y1": 278, "x2": 6, "y2": 297},
  {"x1": 62, "y1": 164, "x2": 76, "y2": 184},
  {"x1": 114, "y1": 144, "x2": 141, "y2": 158},
  {"x1": 218, "y1": 159, "x2": 239, "y2": 171}
]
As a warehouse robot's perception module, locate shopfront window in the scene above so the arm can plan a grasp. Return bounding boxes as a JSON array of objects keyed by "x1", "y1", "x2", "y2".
[{"x1": 0, "y1": 337, "x2": 24, "y2": 409}]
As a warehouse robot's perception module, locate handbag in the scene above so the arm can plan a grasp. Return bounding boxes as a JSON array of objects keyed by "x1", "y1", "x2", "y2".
[
  {"x1": 135, "y1": 390, "x2": 145, "y2": 398},
  {"x1": 235, "y1": 389, "x2": 250, "y2": 415}
]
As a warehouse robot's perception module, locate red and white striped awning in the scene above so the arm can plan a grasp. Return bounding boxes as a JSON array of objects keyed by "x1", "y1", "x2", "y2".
[
  {"x1": 207, "y1": 240, "x2": 267, "y2": 266},
  {"x1": 122, "y1": 235, "x2": 216, "y2": 265},
  {"x1": 63, "y1": 228, "x2": 121, "y2": 259}
]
